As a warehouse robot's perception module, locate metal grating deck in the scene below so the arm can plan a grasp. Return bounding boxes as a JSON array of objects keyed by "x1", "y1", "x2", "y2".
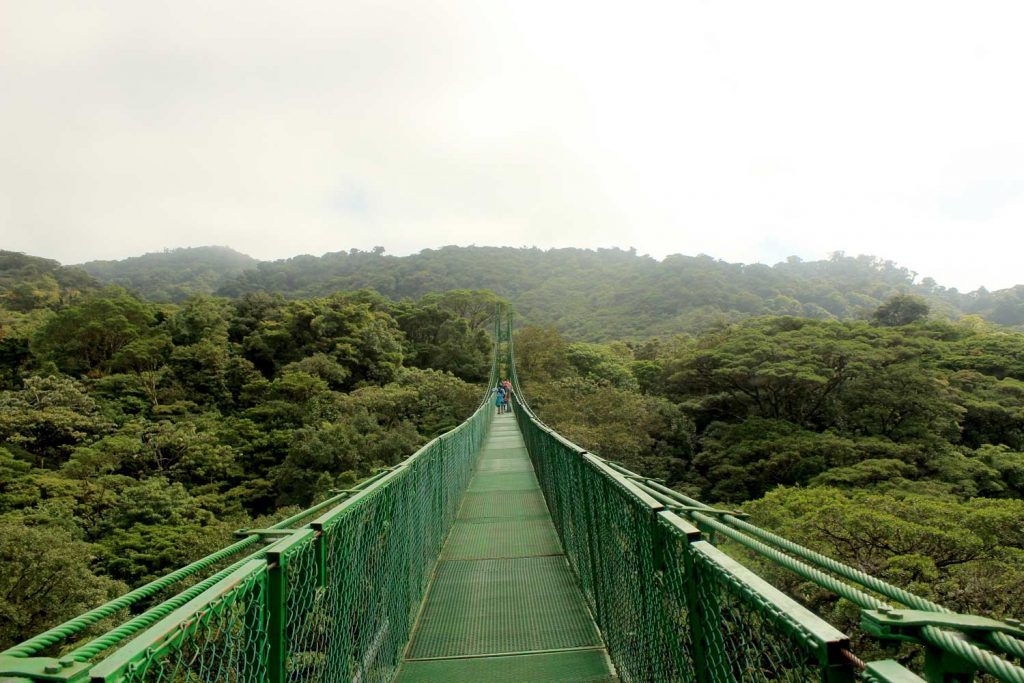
[
  {"x1": 396, "y1": 650, "x2": 615, "y2": 683},
  {"x1": 396, "y1": 412, "x2": 616, "y2": 682}
]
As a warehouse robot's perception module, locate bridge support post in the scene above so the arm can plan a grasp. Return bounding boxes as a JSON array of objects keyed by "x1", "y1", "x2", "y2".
[
  {"x1": 265, "y1": 529, "x2": 317, "y2": 683},
  {"x1": 684, "y1": 541, "x2": 732, "y2": 683},
  {"x1": 581, "y1": 464, "x2": 605, "y2": 631},
  {"x1": 923, "y1": 644, "x2": 976, "y2": 683}
]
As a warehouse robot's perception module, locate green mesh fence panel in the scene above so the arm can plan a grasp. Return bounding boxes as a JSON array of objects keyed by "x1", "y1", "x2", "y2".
[
  {"x1": 509, "y1": 357, "x2": 855, "y2": 683},
  {"x1": 88, "y1": 561, "x2": 270, "y2": 683},
  {"x1": 690, "y1": 541, "x2": 829, "y2": 682},
  {"x1": 279, "y1": 532, "x2": 324, "y2": 683}
]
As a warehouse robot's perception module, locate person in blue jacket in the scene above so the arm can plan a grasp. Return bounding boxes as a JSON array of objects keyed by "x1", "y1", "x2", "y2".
[{"x1": 493, "y1": 383, "x2": 506, "y2": 415}]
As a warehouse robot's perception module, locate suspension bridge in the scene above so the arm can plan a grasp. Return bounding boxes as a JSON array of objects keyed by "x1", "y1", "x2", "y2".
[{"x1": 1, "y1": 315, "x2": 1023, "y2": 683}]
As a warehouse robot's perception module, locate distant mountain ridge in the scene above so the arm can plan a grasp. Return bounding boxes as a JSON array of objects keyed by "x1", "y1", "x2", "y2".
[
  {"x1": 77, "y1": 246, "x2": 258, "y2": 303},
  {"x1": 216, "y1": 246, "x2": 1024, "y2": 338},
  {"x1": 14, "y1": 244, "x2": 1023, "y2": 339}
]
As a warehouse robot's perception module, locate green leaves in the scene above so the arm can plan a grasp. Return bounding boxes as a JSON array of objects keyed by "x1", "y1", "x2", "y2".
[
  {"x1": 0, "y1": 279, "x2": 493, "y2": 648},
  {"x1": 32, "y1": 287, "x2": 158, "y2": 375},
  {"x1": 871, "y1": 294, "x2": 930, "y2": 326},
  {"x1": 742, "y1": 488, "x2": 1024, "y2": 621},
  {"x1": 0, "y1": 520, "x2": 125, "y2": 647}
]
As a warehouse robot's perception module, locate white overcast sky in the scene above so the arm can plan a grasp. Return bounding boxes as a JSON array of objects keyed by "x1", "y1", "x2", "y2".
[{"x1": 2, "y1": 1, "x2": 1023, "y2": 291}]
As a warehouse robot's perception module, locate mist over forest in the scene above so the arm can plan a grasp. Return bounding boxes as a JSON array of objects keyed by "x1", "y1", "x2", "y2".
[{"x1": 55, "y1": 244, "x2": 1024, "y2": 337}]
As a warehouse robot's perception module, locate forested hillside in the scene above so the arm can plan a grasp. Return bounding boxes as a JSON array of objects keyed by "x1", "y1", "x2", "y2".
[
  {"x1": 78, "y1": 246, "x2": 258, "y2": 303},
  {"x1": 73, "y1": 245, "x2": 1024, "y2": 338},
  {"x1": 0, "y1": 275, "x2": 496, "y2": 648},
  {"x1": 218, "y1": 247, "x2": 963, "y2": 337},
  {"x1": 514, "y1": 309, "x2": 1024, "y2": 652},
  {"x1": 0, "y1": 251, "x2": 99, "y2": 313}
]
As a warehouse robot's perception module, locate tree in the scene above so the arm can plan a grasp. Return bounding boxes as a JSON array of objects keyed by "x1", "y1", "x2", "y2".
[
  {"x1": 872, "y1": 294, "x2": 930, "y2": 326},
  {"x1": 515, "y1": 326, "x2": 569, "y2": 379},
  {"x1": 743, "y1": 487, "x2": 1024, "y2": 628},
  {"x1": 32, "y1": 288, "x2": 157, "y2": 375},
  {"x1": 420, "y1": 289, "x2": 503, "y2": 331},
  {"x1": 0, "y1": 375, "x2": 110, "y2": 467},
  {"x1": 0, "y1": 520, "x2": 126, "y2": 649},
  {"x1": 393, "y1": 303, "x2": 490, "y2": 381}
]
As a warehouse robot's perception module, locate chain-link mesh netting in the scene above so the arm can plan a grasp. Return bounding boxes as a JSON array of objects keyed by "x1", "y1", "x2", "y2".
[
  {"x1": 280, "y1": 532, "x2": 324, "y2": 682},
  {"x1": 690, "y1": 542, "x2": 826, "y2": 682},
  {"x1": 279, "y1": 397, "x2": 489, "y2": 683},
  {"x1": 510, "y1": 358, "x2": 849, "y2": 683},
  {"x1": 106, "y1": 563, "x2": 270, "y2": 683},
  {"x1": 652, "y1": 518, "x2": 699, "y2": 683}
]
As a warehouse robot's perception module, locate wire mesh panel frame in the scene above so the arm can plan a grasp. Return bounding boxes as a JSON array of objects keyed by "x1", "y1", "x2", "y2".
[
  {"x1": 688, "y1": 539, "x2": 853, "y2": 682},
  {"x1": 88, "y1": 560, "x2": 271, "y2": 683}
]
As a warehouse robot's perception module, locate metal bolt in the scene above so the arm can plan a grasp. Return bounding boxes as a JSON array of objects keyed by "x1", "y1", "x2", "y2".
[
  {"x1": 890, "y1": 613, "x2": 904, "y2": 620},
  {"x1": 59, "y1": 656, "x2": 76, "y2": 668},
  {"x1": 877, "y1": 607, "x2": 891, "y2": 614},
  {"x1": 44, "y1": 664, "x2": 61, "y2": 674}
]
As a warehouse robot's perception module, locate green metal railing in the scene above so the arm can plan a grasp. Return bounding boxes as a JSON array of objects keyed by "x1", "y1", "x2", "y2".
[
  {"x1": 503, "y1": 309, "x2": 1024, "y2": 683},
  {"x1": 507, "y1": 378, "x2": 856, "y2": 682},
  {"x1": 0, "y1": 341, "x2": 499, "y2": 683}
]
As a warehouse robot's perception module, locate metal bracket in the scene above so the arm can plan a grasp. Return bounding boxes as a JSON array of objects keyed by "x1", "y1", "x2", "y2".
[
  {"x1": 862, "y1": 659, "x2": 927, "y2": 682},
  {"x1": 233, "y1": 527, "x2": 305, "y2": 540},
  {"x1": 666, "y1": 503, "x2": 751, "y2": 520},
  {"x1": 0, "y1": 655, "x2": 91, "y2": 682},
  {"x1": 623, "y1": 473, "x2": 667, "y2": 485},
  {"x1": 861, "y1": 609, "x2": 1024, "y2": 644}
]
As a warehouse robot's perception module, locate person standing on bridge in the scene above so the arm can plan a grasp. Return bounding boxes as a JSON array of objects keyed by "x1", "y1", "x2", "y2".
[
  {"x1": 501, "y1": 379, "x2": 513, "y2": 413},
  {"x1": 493, "y1": 383, "x2": 506, "y2": 415}
]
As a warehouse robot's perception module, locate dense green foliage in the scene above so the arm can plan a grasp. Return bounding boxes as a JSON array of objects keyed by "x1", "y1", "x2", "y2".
[
  {"x1": 0, "y1": 251, "x2": 99, "y2": 313},
  {"x1": 218, "y1": 248, "x2": 974, "y2": 338},
  {"x1": 67, "y1": 245, "x2": 1024, "y2": 337},
  {"x1": 515, "y1": 305, "x2": 1024, "y2": 632},
  {"x1": 78, "y1": 246, "x2": 258, "y2": 303},
  {"x1": 4, "y1": 244, "x2": 1023, "y2": 659},
  {"x1": 0, "y1": 279, "x2": 494, "y2": 649}
]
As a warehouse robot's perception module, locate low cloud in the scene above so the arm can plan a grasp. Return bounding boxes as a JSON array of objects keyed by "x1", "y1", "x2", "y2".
[{"x1": 2, "y1": 1, "x2": 1023, "y2": 290}]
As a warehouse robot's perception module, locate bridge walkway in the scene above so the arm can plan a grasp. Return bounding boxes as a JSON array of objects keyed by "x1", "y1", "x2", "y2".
[{"x1": 394, "y1": 412, "x2": 617, "y2": 682}]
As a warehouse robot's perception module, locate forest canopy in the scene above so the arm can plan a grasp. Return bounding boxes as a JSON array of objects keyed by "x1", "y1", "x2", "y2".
[{"x1": 0, "y1": 273, "x2": 497, "y2": 648}]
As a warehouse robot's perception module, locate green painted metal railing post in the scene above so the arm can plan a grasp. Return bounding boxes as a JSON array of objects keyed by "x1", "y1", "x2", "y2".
[
  {"x1": 264, "y1": 529, "x2": 314, "y2": 683},
  {"x1": 581, "y1": 466, "x2": 606, "y2": 630},
  {"x1": 864, "y1": 660, "x2": 929, "y2": 682},
  {"x1": 266, "y1": 558, "x2": 287, "y2": 683},
  {"x1": 684, "y1": 543, "x2": 728, "y2": 683},
  {"x1": 924, "y1": 638, "x2": 977, "y2": 683}
]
